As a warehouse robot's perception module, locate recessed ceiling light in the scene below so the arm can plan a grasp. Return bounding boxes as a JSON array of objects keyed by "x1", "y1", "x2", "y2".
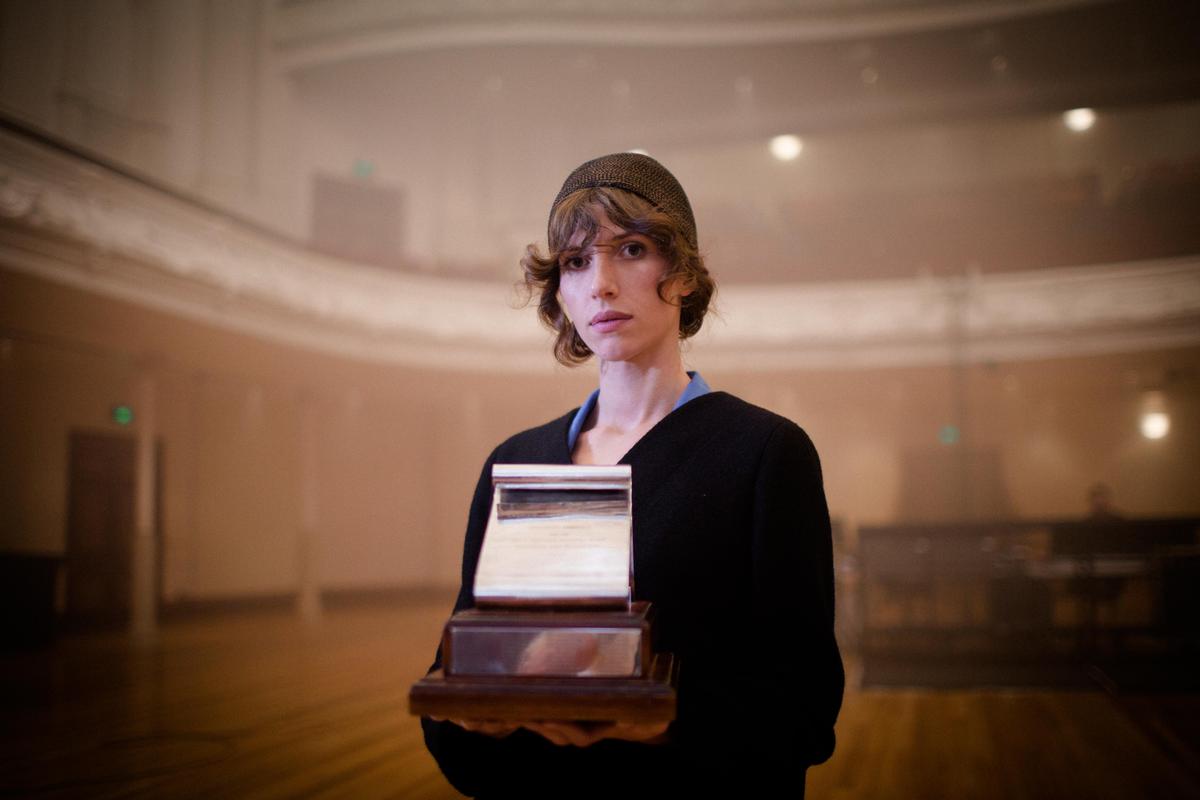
[
  {"x1": 1063, "y1": 107, "x2": 1096, "y2": 132},
  {"x1": 1140, "y1": 411, "x2": 1169, "y2": 439},
  {"x1": 770, "y1": 134, "x2": 803, "y2": 161},
  {"x1": 1140, "y1": 389, "x2": 1169, "y2": 439}
]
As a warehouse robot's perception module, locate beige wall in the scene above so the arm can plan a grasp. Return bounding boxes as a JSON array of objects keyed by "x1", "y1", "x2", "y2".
[
  {"x1": 0, "y1": 266, "x2": 593, "y2": 598},
  {"x1": 3, "y1": 266, "x2": 1198, "y2": 601},
  {"x1": 722, "y1": 354, "x2": 1200, "y2": 525}
]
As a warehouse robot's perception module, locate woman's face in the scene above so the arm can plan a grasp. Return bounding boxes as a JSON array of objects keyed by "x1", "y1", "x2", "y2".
[{"x1": 557, "y1": 210, "x2": 685, "y2": 367}]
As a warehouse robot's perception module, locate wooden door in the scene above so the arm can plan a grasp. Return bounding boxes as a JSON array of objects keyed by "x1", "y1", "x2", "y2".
[{"x1": 65, "y1": 431, "x2": 135, "y2": 628}]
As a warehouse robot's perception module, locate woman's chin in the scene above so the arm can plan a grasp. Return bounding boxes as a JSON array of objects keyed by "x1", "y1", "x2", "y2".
[
  {"x1": 580, "y1": 335, "x2": 618, "y2": 360},
  {"x1": 590, "y1": 337, "x2": 683, "y2": 367}
]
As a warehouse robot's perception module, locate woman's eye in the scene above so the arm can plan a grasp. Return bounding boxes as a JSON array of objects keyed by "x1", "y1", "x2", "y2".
[
  {"x1": 622, "y1": 242, "x2": 646, "y2": 258},
  {"x1": 561, "y1": 255, "x2": 587, "y2": 270}
]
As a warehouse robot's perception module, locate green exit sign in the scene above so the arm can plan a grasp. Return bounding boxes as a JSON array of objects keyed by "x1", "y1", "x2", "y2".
[{"x1": 111, "y1": 405, "x2": 134, "y2": 426}]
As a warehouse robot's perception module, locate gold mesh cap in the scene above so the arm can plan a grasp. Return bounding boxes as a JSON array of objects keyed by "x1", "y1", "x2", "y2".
[{"x1": 550, "y1": 152, "x2": 697, "y2": 249}]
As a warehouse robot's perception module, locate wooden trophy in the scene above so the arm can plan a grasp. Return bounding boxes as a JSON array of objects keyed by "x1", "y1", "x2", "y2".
[{"x1": 409, "y1": 465, "x2": 677, "y2": 724}]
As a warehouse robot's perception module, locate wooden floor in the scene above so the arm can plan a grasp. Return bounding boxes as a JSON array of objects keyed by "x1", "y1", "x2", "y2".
[{"x1": 2, "y1": 599, "x2": 1198, "y2": 799}]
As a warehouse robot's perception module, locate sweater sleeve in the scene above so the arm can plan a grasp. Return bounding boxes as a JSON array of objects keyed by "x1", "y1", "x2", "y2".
[
  {"x1": 420, "y1": 450, "x2": 494, "y2": 796},
  {"x1": 673, "y1": 419, "x2": 843, "y2": 782},
  {"x1": 420, "y1": 449, "x2": 602, "y2": 798},
  {"x1": 750, "y1": 420, "x2": 843, "y2": 764},
  {"x1": 420, "y1": 452, "x2": 501, "y2": 796}
]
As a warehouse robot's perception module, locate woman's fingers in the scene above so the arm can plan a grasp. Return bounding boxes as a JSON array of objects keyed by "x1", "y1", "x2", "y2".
[
  {"x1": 441, "y1": 716, "x2": 670, "y2": 746},
  {"x1": 605, "y1": 720, "x2": 671, "y2": 742},
  {"x1": 448, "y1": 718, "x2": 521, "y2": 738},
  {"x1": 522, "y1": 719, "x2": 669, "y2": 747},
  {"x1": 524, "y1": 720, "x2": 598, "y2": 747}
]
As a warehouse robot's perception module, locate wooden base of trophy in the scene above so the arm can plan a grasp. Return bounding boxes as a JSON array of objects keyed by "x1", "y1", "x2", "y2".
[
  {"x1": 409, "y1": 652, "x2": 677, "y2": 723},
  {"x1": 409, "y1": 601, "x2": 677, "y2": 723}
]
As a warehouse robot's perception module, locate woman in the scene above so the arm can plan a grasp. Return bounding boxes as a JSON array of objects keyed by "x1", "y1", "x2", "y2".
[{"x1": 422, "y1": 153, "x2": 843, "y2": 798}]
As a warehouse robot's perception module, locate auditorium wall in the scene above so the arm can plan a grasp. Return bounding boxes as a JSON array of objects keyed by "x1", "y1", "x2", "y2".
[{"x1": 3, "y1": 265, "x2": 1198, "y2": 604}]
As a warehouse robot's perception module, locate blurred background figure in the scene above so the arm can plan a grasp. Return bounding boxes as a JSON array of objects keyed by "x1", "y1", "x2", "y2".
[{"x1": 1087, "y1": 481, "x2": 1122, "y2": 520}]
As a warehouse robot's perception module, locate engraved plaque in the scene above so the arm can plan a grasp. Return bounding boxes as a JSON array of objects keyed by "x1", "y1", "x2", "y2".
[{"x1": 473, "y1": 465, "x2": 632, "y2": 607}]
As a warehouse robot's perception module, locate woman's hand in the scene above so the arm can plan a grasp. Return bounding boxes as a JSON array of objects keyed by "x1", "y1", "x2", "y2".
[
  {"x1": 441, "y1": 718, "x2": 523, "y2": 738},
  {"x1": 520, "y1": 719, "x2": 670, "y2": 747},
  {"x1": 431, "y1": 716, "x2": 669, "y2": 747}
]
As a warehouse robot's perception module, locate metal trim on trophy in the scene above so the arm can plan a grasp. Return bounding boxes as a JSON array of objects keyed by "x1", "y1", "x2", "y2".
[{"x1": 409, "y1": 465, "x2": 678, "y2": 723}]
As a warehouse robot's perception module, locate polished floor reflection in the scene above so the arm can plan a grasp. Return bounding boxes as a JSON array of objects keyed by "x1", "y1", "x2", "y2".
[{"x1": 2, "y1": 601, "x2": 1197, "y2": 799}]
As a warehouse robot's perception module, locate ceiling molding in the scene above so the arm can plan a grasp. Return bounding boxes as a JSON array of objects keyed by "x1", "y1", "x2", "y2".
[
  {"x1": 698, "y1": 264, "x2": 1200, "y2": 370},
  {"x1": 270, "y1": 0, "x2": 1109, "y2": 72},
  {"x1": 2, "y1": 125, "x2": 1198, "y2": 373}
]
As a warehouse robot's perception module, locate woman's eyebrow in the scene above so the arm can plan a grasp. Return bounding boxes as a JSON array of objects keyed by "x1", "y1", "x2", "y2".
[
  {"x1": 566, "y1": 236, "x2": 631, "y2": 250},
  {"x1": 608, "y1": 231, "x2": 654, "y2": 245},
  {"x1": 563, "y1": 229, "x2": 647, "y2": 252}
]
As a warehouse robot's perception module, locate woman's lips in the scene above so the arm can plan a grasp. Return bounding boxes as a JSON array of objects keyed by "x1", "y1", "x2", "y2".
[{"x1": 589, "y1": 310, "x2": 632, "y2": 333}]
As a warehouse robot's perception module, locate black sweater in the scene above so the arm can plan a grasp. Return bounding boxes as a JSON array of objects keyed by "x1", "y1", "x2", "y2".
[{"x1": 422, "y1": 391, "x2": 843, "y2": 798}]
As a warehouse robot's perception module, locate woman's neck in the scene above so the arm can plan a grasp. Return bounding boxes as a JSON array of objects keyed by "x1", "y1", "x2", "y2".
[{"x1": 592, "y1": 355, "x2": 690, "y2": 435}]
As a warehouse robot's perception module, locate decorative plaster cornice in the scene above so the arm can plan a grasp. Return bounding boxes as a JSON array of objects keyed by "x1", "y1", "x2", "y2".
[
  {"x1": 701, "y1": 263, "x2": 1200, "y2": 370},
  {"x1": 271, "y1": 0, "x2": 1107, "y2": 72},
  {"x1": 2, "y1": 126, "x2": 1198, "y2": 373}
]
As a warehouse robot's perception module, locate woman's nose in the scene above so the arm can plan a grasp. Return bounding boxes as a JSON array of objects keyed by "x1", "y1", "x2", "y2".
[{"x1": 590, "y1": 254, "x2": 618, "y2": 298}]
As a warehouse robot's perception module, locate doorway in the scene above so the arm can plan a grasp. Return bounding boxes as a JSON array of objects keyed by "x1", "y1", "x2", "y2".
[{"x1": 64, "y1": 431, "x2": 139, "y2": 629}]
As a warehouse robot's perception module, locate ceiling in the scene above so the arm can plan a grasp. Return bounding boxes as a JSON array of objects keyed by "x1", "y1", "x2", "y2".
[{"x1": 279, "y1": 0, "x2": 1200, "y2": 283}]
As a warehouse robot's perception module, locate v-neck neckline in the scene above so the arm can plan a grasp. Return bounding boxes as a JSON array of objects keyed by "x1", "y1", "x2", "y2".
[{"x1": 562, "y1": 391, "x2": 723, "y2": 466}]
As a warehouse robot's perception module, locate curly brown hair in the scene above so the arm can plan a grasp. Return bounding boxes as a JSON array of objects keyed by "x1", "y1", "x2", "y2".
[{"x1": 520, "y1": 186, "x2": 715, "y2": 366}]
